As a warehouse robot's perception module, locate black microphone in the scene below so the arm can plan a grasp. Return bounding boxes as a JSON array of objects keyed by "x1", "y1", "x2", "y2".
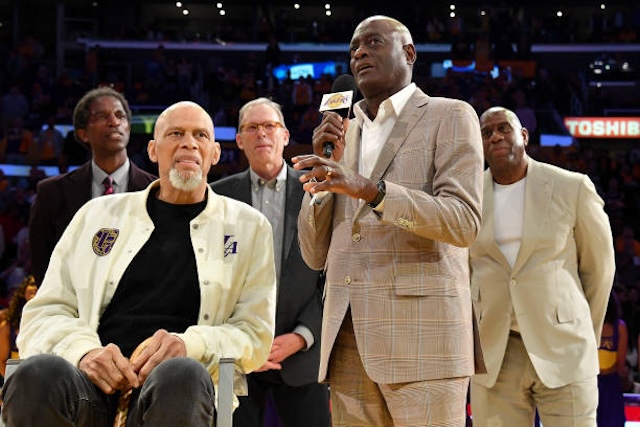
[{"x1": 319, "y1": 74, "x2": 357, "y2": 158}]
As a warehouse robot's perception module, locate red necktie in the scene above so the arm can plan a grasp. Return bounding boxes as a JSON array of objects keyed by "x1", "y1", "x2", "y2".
[{"x1": 103, "y1": 176, "x2": 114, "y2": 195}]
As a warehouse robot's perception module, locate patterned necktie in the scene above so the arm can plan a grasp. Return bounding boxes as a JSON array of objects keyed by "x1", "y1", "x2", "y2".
[{"x1": 102, "y1": 176, "x2": 114, "y2": 195}]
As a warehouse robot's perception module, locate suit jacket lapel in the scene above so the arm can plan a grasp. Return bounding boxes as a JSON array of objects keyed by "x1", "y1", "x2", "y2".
[
  {"x1": 233, "y1": 170, "x2": 253, "y2": 205},
  {"x1": 67, "y1": 162, "x2": 93, "y2": 210},
  {"x1": 351, "y1": 89, "x2": 430, "y2": 219},
  {"x1": 127, "y1": 163, "x2": 152, "y2": 191},
  {"x1": 283, "y1": 165, "x2": 302, "y2": 262},
  {"x1": 512, "y1": 159, "x2": 552, "y2": 274},
  {"x1": 343, "y1": 119, "x2": 364, "y2": 216},
  {"x1": 368, "y1": 90, "x2": 429, "y2": 183},
  {"x1": 482, "y1": 171, "x2": 512, "y2": 272}
]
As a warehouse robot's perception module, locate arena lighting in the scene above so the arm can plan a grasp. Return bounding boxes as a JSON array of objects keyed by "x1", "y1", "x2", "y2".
[
  {"x1": 563, "y1": 117, "x2": 640, "y2": 139},
  {"x1": 175, "y1": 1, "x2": 182, "y2": 7}
]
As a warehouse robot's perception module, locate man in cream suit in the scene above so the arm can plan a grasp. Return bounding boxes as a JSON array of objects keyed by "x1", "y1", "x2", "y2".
[
  {"x1": 469, "y1": 106, "x2": 615, "y2": 426},
  {"x1": 293, "y1": 15, "x2": 485, "y2": 426}
]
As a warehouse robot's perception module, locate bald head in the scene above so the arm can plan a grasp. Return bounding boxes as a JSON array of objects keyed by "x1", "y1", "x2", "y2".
[
  {"x1": 479, "y1": 106, "x2": 522, "y2": 128},
  {"x1": 154, "y1": 101, "x2": 214, "y2": 140},
  {"x1": 356, "y1": 15, "x2": 413, "y2": 45}
]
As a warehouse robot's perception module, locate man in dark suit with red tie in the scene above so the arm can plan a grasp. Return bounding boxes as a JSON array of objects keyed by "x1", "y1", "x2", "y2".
[{"x1": 29, "y1": 87, "x2": 157, "y2": 285}]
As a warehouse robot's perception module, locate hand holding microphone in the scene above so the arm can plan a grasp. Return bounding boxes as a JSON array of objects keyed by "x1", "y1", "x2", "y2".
[
  {"x1": 317, "y1": 74, "x2": 357, "y2": 160},
  {"x1": 305, "y1": 74, "x2": 357, "y2": 205}
]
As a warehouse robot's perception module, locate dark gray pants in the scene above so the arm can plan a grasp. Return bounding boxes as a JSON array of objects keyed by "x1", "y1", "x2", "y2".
[{"x1": 1, "y1": 354, "x2": 215, "y2": 427}]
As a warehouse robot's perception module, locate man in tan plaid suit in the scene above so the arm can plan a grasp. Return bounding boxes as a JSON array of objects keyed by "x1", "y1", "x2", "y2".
[{"x1": 293, "y1": 15, "x2": 485, "y2": 427}]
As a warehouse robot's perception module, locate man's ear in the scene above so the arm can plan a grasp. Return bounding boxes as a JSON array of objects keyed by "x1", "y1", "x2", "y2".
[
  {"x1": 235, "y1": 133, "x2": 244, "y2": 151},
  {"x1": 211, "y1": 141, "x2": 221, "y2": 165},
  {"x1": 404, "y1": 44, "x2": 417, "y2": 65},
  {"x1": 522, "y1": 127, "x2": 529, "y2": 146},
  {"x1": 75, "y1": 129, "x2": 89, "y2": 145},
  {"x1": 147, "y1": 140, "x2": 158, "y2": 163}
]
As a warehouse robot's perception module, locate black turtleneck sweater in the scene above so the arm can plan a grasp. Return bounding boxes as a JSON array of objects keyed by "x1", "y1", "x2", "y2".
[{"x1": 98, "y1": 191, "x2": 205, "y2": 358}]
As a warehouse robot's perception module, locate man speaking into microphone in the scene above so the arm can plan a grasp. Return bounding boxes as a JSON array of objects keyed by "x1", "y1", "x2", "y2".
[{"x1": 292, "y1": 15, "x2": 485, "y2": 426}]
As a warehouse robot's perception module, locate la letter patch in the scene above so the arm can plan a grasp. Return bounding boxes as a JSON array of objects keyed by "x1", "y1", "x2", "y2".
[{"x1": 224, "y1": 235, "x2": 238, "y2": 257}]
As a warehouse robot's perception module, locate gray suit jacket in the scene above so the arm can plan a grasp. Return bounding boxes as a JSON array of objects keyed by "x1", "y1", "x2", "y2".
[
  {"x1": 211, "y1": 165, "x2": 324, "y2": 386},
  {"x1": 470, "y1": 159, "x2": 615, "y2": 388},
  {"x1": 298, "y1": 88, "x2": 485, "y2": 384}
]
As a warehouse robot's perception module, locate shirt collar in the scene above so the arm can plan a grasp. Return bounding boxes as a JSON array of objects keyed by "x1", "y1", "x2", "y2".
[
  {"x1": 92, "y1": 159, "x2": 130, "y2": 187},
  {"x1": 250, "y1": 163, "x2": 287, "y2": 189},
  {"x1": 354, "y1": 82, "x2": 417, "y2": 124}
]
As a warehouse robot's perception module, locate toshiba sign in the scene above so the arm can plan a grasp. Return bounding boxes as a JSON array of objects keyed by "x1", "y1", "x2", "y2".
[{"x1": 564, "y1": 117, "x2": 640, "y2": 139}]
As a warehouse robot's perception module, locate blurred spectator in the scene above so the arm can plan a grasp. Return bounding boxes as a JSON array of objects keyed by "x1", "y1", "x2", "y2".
[
  {"x1": 0, "y1": 274, "x2": 38, "y2": 377},
  {"x1": 265, "y1": 35, "x2": 282, "y2": 69},
  {"x1": 176, "y1": 56, "x2": 194, "y2": 98},
  {"x1": 291, "y1": 76, "x2": 313, "y2": 122},
  {"x1": 615, "y1": 225, "x2": 640, "y2": 286},
  {"x1": 27, "y1": 82, "x2": 52, "y2": 126},
  {"x1": 0, "y1": 222, "x2": 30, "y2": 298},
  {"x1": 0, "y1": 117, "x2": 34, "y2": 164},
  {"x1": 597, "y1": 289, "x2": 627, "y2": 427},
  {"x1": 512, "y1": 88, "x2": 537, "y2": 138},
  {"x1": 16, "y1": 35, "x2": 44, "y2": 67},
  {"x1": 1, "y1": 85, "x2": 29, "y2": 130},
  {"x1": 621, "y1": 360, "x2": 640, "y2": 393},
  {"x1": 30, "y1": 116, "x2": 64, "y2": 167},
  {"x1": 604, "y1": 177, "x2": 626, "y2": 222}
]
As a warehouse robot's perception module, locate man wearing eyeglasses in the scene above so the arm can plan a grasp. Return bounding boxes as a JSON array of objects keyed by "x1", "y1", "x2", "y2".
[
  {"x1": 29, "y1": 87, "x2": 156, "y2": 286},
  {"x1": 211, "y1": 97, "x2": 330, "y2": 427}
]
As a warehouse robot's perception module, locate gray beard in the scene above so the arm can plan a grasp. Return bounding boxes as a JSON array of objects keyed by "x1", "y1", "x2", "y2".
[{"x1": 169, "y1": 167, "x2": 203, "y2": 192}]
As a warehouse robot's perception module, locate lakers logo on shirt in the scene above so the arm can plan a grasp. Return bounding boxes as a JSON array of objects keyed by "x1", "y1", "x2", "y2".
[{"x1": 92, "y1": 228, "x2": 120, "y2": 256}]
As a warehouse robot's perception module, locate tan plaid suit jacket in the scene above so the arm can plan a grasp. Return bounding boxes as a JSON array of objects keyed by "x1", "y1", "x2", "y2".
[{"x1": 298, "y1": 88, "x2": 485, "y2": 384}]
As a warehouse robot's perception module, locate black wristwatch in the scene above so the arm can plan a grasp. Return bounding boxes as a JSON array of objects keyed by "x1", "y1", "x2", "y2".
[{"x1": 367, "y1": 180, "x2": 386, "y2": 208}]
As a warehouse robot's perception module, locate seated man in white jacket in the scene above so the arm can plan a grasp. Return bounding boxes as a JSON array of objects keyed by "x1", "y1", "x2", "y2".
[{"x1": 1, "y1": 101, "x2": 277, "y2": 427}]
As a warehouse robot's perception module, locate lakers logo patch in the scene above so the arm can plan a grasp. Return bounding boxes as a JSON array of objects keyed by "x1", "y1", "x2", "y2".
[{"x1": 92, "y1": 228, "x2": 120, "y2": 256}]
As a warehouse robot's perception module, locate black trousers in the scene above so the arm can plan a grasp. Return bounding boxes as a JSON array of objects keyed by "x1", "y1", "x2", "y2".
[{"x1": 233, "y1": 369, "x2": 331, "y2": 427}]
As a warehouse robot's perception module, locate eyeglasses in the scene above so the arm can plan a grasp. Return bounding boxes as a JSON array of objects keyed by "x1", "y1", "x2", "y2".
[{"x1": 241, "y1": 122, "x2": 283, "y2": 134}]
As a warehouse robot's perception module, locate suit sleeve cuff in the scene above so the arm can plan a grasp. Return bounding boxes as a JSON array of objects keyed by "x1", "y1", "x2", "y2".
[{"x1": 293, "y1": 325, "x2": 314, "y2": 351}]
